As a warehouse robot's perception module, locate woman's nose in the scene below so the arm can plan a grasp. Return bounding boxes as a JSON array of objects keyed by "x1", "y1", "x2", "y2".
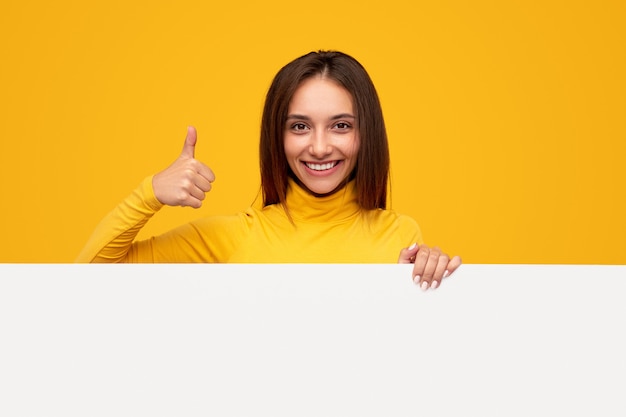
[{"x1": 308, "y1": 130, "x2": 332, "y2": 157}]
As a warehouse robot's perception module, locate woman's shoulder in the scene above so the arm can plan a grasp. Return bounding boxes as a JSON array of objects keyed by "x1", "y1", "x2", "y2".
[
  {"x1": 369, "y1": 207, "x2": 419, "y2": 225},
  {"x1": 364, "y1": 208, "x2": 423, "y2": 243}
]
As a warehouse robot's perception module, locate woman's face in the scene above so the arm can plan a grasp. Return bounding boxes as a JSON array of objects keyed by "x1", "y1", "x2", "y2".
[{"x1": 284, "y1": 76, "x2": 360, "y2": 196}]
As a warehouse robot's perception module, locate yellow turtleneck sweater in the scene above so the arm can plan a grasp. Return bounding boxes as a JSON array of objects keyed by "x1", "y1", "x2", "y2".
[{"x1": 76, "y1": 176, "x2": 423, "y2": 263}]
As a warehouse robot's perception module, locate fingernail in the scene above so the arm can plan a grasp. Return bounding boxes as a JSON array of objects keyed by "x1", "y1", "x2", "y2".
[
  {"x1": 443, "y1": 270, "x2": 450, "y2": 278},
  {"x1": 413, "y1": 275, "x2": 421, "y2": 285},
  {"x1": 431, "y1": 280, "x2": 439, "y2": 289},
  {"x1": 408, "y1": 243, "x2": 417, "y2": 250},
  {"x1": 420, "y1": 281, "x2": 429, "y2": 291}
]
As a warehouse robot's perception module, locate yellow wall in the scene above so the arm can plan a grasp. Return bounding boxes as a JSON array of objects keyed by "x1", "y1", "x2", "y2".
[{"x1": 1, "y1": 0, "x2": 624, "y2": 263}]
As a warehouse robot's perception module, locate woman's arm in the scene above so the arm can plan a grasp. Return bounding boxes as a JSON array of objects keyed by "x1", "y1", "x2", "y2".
[
  {"x1": 75, "y1": 126, "x2": 215, "y2": 263},
  {"x1": 75, "y1": 176, "x2": 163, "y2": 262}
]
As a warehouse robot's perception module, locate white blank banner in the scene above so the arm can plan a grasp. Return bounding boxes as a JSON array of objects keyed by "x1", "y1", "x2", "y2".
[{"x1": 1, "y1": 264, "x2": 624, "y2": 416}]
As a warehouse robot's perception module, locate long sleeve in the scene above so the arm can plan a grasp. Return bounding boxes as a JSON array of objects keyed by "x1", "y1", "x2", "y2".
[{"x1": 75, "y1": 176, "x2": 163, "y2": 263}]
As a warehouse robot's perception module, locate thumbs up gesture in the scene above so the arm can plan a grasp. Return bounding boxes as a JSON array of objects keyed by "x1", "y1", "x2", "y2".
[{"x1": 152, "y1": 126, "x2": 216, "y2": 208}]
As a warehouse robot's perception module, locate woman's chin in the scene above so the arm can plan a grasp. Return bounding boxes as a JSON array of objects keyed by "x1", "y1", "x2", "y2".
[{"x1": 299, "y1": 178, "x2": 349, "y2": 197}]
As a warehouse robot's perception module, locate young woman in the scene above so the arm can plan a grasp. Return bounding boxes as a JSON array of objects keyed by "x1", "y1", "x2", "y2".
[{"x1": 76, "y1": 50, "x2": 462, "y2": 290}]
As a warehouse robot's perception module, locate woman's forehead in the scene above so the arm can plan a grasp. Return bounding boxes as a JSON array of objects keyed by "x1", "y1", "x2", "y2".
[{"x1": 288, "y1": 77, "x2": 354, "y2": 115}]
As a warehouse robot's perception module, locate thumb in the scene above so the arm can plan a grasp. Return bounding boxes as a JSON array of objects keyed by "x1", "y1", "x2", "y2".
[
  {"x1": 397, "y1": 243, "x2": 418, "y2": 264},
  {"x1": 180, "y1": 125, "x2": 197, "y2": 159}
]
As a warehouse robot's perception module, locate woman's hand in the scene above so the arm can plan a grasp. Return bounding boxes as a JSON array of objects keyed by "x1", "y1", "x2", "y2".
[
  {"x1": 152, "y1": 126, "x2": 215, "y2": 209},
  {"x1": 398, "y1": 244, "x2": 462, "y2": 290}
]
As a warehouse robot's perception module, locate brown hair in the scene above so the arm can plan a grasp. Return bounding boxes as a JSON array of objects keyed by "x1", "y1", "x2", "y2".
[{"x1": 260, "y1": 50, "x2": 390, "y2": 209}]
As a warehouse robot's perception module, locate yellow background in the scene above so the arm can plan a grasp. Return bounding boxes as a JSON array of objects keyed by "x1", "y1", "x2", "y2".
[{"x1": 1, "y1": 0, "x2": 624, "y2": 263}]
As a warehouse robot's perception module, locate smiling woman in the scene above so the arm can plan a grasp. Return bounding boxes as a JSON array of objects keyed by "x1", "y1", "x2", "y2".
[{"x1": 75, "y1": 50, "x2": 462, "y2": 290}]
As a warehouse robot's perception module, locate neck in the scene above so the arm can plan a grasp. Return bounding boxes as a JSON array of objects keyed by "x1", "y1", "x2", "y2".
[{"x1": 282, "y1": 177, "x2": 361, "y2": 223}]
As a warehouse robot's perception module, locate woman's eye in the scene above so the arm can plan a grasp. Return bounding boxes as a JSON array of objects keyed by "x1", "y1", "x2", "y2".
[
  {"x1": 292, "y1": 123, "x2": 308, "y2": 131},
  {"x1": 334, "y1": 122, "x2": 351, "y2": 130}
]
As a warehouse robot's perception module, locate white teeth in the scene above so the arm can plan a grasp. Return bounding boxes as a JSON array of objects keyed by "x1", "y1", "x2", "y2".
[{"x1": 305, "y1": 161, "x2": 338, "y2": 171}]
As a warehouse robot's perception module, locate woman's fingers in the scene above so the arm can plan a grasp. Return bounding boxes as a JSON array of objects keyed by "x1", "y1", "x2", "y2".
[
  {"x1": 446, "y1": 255, "x2": 463, "y2": 276},
  {"x1": 429, "y1": 249, "x2": 450, "y2": 289},
  {"x1": 400, "y1": 244, "x2": 461, "y2": 290},
  {"x1": 397, "y1": 242, "x2": 418, "y2": 264}
]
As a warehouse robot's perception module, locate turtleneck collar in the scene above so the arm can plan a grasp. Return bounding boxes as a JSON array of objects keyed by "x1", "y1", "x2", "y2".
[{"x1": 284, "y1": 178, "x2": 361, "y2": 223}]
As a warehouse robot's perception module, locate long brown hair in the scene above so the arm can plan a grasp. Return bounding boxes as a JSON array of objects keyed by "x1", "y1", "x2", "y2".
[{"x1": 260, "y1": 50, "x2": 390, "y2": 209}]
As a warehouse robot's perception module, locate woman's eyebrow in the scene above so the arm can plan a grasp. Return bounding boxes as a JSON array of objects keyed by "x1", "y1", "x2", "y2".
[
  {"x1": 286, "y1": 113, "x2": 356, "y2": 121},
  {"x1": 286, "y1": 114, "x2": 311, "y2": 121},
  {"x1": 330, "y1": 113, "x2": 356, "y2": 120}
]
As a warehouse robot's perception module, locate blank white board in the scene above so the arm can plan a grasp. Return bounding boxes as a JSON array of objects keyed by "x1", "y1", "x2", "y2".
[{"x1": 1, "y1": 264, "x2": 624, "y2": 416}]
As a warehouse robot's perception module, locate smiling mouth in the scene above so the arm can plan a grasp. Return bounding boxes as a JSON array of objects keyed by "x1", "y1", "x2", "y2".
[{"x1": 304, "y1": 161, "x2": 340, "y2": 171}]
